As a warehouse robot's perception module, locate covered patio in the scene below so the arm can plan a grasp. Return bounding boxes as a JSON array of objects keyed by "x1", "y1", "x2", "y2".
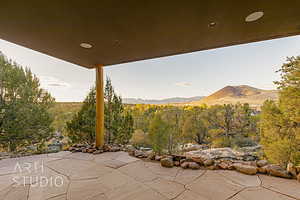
[
  {"x1": 1, "y1": 0, "x2": 300, "y2": 148},
  {"x1": 0, "y1": 1, "x2": 300, "y2": 199}
]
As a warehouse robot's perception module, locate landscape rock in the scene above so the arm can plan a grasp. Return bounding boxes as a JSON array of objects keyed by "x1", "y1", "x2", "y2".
[
  {"x1": 266, "y1": 164, "x2": 292, "y2": 179},
  {"x1": 134, "y1": 150, "x2": 146, "y2": 158},
  {"x1": 240, "y1": 145, "x2": 261, "y2": 153},
  {"x1": 257, "y1": 160, "x2": 268, "y2": 167},
  {"x1": 180, "y1": 162, "x2": 189, "y2": 169},
  {"x1": 180, "y1": 159, "x2": 186, "y2": 165},
  {"x1": 203, "y1": 159, "x2": 214, "y2": 166},
  {"x1": 185, "y1": 148, "x2": 254, "y2": 164},
  {"x1": 69, "y1": 147, "x2": 75, "y2": 151},
  {"x1": 258, "y1": 166, "x2": 268, "y2": 174},
  {"x1": 146, "y1": 152, "x2": 156, "y2": 160},
  {"x1": 161, "y1": 157, "x2": 174, "y2": 168},
  {"x1": 218, "y1": 161, "x2": 234, "y2": 170},
  {"x1": 188, "y1": 162, "x2": 200, "y2": 170},
  {"x1": 82, "y1": 148, "x2": 87, "y2": 153},
  {"x1": 206, "y1": 164, "x2": 218, "y2": 170},
  {"x1": 155, "y1": 155, "x2": 162, "y2": 161},
  {"x1": 87, "y1": 148, "x2": 96, "y2": 153},
  {"x1": 93, "y1": 150, "x2": 104, "y2": 155},
  {"x1": 174, "y1": 161, "x2": 180, "y2": 167},
  {"x1": 182, "y1": 144, "x2": 209, "y2": 152},
  {"x1": 243, "y1": 161, "x2": 257, "y2": 167},
  {"x1": 233, "y1": 163, "x2": 257, "y2": 175},
  {"x1": 287, "y1": 162, "x2": 297, "y2": 177}
]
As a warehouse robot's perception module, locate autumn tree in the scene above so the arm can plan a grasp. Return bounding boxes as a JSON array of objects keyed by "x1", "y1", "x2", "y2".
[
  {"x1": 182, "y1": 107, "x2": 208, "y2": 144},
  {"x1": 148, "y1": 113, "x2": 169, "y2": 155},
  {"x1": 261, "y1": 56, "x2": 300, "y2": 166}
]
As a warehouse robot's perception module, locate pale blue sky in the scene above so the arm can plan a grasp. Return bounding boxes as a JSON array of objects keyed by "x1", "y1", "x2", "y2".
[{"x1": 1, "y1": 35, "x2": 300, "y2": 102}]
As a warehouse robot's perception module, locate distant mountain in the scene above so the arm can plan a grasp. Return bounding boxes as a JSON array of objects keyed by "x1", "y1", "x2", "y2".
[
  {"x1": 189, "y1": 85, "x2": 278, "y2": 108},
  {"x1": 123, "y1": 96, "x2": 204, "y2": 105}
]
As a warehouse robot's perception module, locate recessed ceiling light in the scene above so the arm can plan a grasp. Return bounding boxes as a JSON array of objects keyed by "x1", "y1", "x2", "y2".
[
  {"x1": 245, "y1": 11, "x2": 264, "y2": 22},
  {"x1": 208, "y1": 22, "x2": 217, "y2": 27},
  {"x1": 80, "y1": 43, "x2": 93, "y2": 49}
]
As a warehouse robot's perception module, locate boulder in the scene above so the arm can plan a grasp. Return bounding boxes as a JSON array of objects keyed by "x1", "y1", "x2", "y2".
[
  {"x1": 155, "y1": 155, "x2": 162, "y2": 161},
  {"x1": 258, "y1": 166, "x2": 268, "y2": 174},
  {"x1": 146, "y1": 152, "x2": 156, "y2": 160},
  {"x1": 174, "y1": 161, "x2": 180, "y2": 167},
  {"x1": 287, "y1": 162, "x2": 297, "y2": 177},
  {"x1": 134, "y1": 150, "x2": 146, "y2": 158},
  {"x1": 257, "y1": 160, "x2": 268, "y2": 167},
  {"x1": 203, "y1": 159, "x2": 214, "y2": 166},
  {"x1": 180, "y1": 162, "x2": 189, "y2": 169},
  {"x1": 87, "y1": 148, "x2": 96, "y2": 153},
  {"x1": 82, "y1": 148, "x2": 87, "y2": 153},
  {"x1": 188, "y1": 162, "x2": 201, "y2": 170},
  {"x1": 68, "y1": 147, "x2": 75, "y2": 151},
  {"x1": 233, "y1": 163, "x2": 257, "y2": 175},
  {"x1": 93, "y1": 150, "x2": 103, "y2": 155},
  {"x1": 218, "y1": 161, "x2": 234, "y2": 170},
  {"x1": 161, "y1": 157, "x2": 174, "y2": 168},
  {"x1": 180, "y1": 159, "x2": 186, "y2": 165},
  {"x1": 207, "y1": 164, "x2": 218, "y2": 170},
  {"x1": 185, "y1": 148, "x2": 250, "y2": 164},
  {"x1": 297, "y1": 174, "x2": 300, "y2": 182},
  {"x1": 266, "y1": 165, "x2": 292, "y2": 179}
]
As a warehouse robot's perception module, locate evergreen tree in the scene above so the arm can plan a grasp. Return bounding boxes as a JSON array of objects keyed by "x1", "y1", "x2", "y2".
[
  {"x1": 66, "y1": 77, "x2": 134, "y2": 145},
  {"x1": 0, "y1": 52, "x2": 54, "y2": 151},
  {"x1": 66, "y1": 87, "x2": 96, "y2": 144}
]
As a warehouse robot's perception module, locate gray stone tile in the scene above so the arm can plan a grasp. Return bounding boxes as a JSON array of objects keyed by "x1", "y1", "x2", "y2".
[
  {"x1": 186, "y1": 170, "x2": 243, "y2": 200},
  {"x1": 175, "y1": 190, "x2": 209, "y2": 200},
  {"x1": 2, "y1": 184, "x2": 30, "y2": 200},
  {"x1": 67, "y1": 179, "x2": 109, "y2": 200},
  {"x1": 145, "y1": 178, "x2": 185, "y2": 199},
  {"x1": 143, "y1": 161, "x2": 180, "y2": 180},
  {"x1": 174, "y1": 168, "x2": 205, "y2": 185},
  {"x1": 119, "y1": 161, "x2": 158, "y2": 182},
  {"x1": 217, "y1": 170, "x2": 261, "y2": 187},
  {"x1": 231, "y1": 187, "x2": 295, "y2": 200},
  {"x1": 260, "y1": 174, "x2": 300, "y2": 199},
  {"x1": 46, "y1": 158, "x2": 112, "y2": 180}
]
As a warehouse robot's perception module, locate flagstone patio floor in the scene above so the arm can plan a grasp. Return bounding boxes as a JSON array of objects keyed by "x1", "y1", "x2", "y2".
[{"x1": 0, "y1": 151, "x2": 299, "y2": 200}]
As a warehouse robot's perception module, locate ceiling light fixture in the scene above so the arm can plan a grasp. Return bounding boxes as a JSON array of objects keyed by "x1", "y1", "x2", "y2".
[
  {"x1": 208, "y1": 22, "x2": 217, "y2": 28},
  {"x1": 80, "y1": 43, "x2": 93, "y2": 49},
  {"x1": 245, "y1": 11, "x2": 264, "y2": 22}
]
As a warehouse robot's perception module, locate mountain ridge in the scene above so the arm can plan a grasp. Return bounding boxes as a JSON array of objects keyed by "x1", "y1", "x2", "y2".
[
  {"x1": 189, "y1": 85, "x2": 278, "y2": 108},
  {"x1": 122, "y1": 96, "x2": 204, "y2": 104}
]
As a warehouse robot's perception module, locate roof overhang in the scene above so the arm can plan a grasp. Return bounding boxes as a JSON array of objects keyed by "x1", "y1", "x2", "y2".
[{"x1": 1, "y1": 1, "x2": 300, "y2": 68}]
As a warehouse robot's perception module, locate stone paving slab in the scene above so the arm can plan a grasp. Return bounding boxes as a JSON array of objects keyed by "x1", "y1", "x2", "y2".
[
  {"x1": 0, "y1": 152, "x2": 299, "y2": 200},
  {"x1": 186, "y1": 170, "x2": 243, "y2": 200}
]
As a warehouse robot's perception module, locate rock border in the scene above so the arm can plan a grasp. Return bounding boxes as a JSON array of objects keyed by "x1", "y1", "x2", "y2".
[
  {"x1": 126, "y1": 148, "x2": 300, "y2": 182},
  {"x1": 65, "y1": 144, "x2": 300, "y2": 182}
]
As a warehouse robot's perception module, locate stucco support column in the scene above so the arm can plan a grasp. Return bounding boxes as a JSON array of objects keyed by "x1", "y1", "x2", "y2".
[{"x1": 95, "y1": 64, "x2": 104, "y2": 147}]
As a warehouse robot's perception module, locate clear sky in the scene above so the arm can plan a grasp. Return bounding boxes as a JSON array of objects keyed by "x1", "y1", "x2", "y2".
[{"x1": 1, "y1": 35, "x2": 300, "y2": 102}]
